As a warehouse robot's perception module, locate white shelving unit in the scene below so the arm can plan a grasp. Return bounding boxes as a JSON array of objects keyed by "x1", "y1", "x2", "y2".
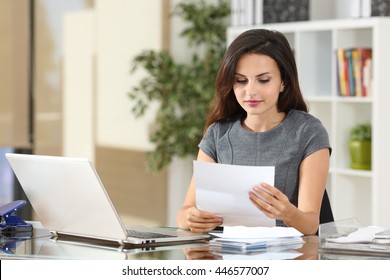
[{"x1": 227, "y1": 17, "x2": 390, "y2": 228}]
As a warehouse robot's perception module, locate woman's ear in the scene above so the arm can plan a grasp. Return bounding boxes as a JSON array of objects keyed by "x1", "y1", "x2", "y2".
[{"x1": 280, "y1": 82, "x2": 285, "y2": 93}]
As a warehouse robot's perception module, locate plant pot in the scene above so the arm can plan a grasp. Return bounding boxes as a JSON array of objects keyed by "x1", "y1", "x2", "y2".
[{"x1": 349, "y1": 140, "x2": 371, "y2": 170}]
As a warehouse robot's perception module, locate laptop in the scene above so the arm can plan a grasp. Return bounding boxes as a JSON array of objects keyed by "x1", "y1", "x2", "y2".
[{"x1": 5, "y1": 153, "x2": 209, "y2": 248}]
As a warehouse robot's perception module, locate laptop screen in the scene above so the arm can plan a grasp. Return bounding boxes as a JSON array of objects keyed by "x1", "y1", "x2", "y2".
[{"x1": 6, "y1": 153, "x2": 128, "y2": 242}]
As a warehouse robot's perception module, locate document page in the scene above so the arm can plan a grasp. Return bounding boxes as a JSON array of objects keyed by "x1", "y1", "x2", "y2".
[{"x1": 193, "y1": 161, "x2": 275, "y2": 227}]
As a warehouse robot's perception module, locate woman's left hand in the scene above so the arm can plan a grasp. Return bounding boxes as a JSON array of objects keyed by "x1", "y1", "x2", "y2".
[{"x1": 249, "y1": 182, "x2": 298, "y2": 223}]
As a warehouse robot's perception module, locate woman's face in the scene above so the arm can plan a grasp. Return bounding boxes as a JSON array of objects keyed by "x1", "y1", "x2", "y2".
[{"x1": 233, "y1": 53, "x2": 284, "y2": 118}]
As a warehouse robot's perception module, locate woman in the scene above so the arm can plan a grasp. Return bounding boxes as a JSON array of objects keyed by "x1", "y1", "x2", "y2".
[{"x1": 176, "y1": 29, "x2": 332, "y2": 235}]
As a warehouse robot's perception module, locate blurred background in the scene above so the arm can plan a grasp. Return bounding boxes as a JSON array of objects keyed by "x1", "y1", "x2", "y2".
[
  {"x1": 0, "y1": 0, "x2": 381, "y2": 227},
  {"x1": 0, "y1": 0, "x2": 207, "y2": 228}
]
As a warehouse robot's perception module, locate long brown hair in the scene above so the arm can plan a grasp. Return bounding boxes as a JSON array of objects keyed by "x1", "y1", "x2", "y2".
[{"x1": 205, "y1": 29, "x2": 307, "y2": 131}]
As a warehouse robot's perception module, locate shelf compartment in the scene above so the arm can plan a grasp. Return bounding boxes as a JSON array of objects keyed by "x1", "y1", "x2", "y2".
[
  {"x1": 334, "y1": 28, "x2": 373, "y2": 49},
  {"x1": 333, "y1": 102, "x2": 372, "y2": 170},
  {"x1": 331, "y1": 174, "x2": 372, "y2": 226},
  {"x1": 296, "y1": 31, "x2": 332, "y2": 97}
]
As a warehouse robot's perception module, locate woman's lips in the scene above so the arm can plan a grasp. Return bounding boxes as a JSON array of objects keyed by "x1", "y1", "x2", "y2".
[{"x1": 245, "y1": 100, "x2": 262, "y2": 106}]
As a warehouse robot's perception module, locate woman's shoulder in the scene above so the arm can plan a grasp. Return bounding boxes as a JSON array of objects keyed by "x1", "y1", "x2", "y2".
[
  {"x1": 208, "y1": 118, "x2": 240, "y2": 133},
  {"x1": 287, "y1": 109, "x2": 322, "y2": 125},
  {"x1": 287, "y1": 109, "x2": 328, "y2": 136}
]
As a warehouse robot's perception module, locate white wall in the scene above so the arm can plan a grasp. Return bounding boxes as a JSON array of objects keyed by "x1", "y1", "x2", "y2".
[
  {"x1": 95, "y1": 0, "x2": 162, "y2": 151},
  {"x1": 63, "y1": 0, "x2": 164, "y2": 156},
  {"x1": 63, "y1": 10, "x2": 95, "y2": 160}
]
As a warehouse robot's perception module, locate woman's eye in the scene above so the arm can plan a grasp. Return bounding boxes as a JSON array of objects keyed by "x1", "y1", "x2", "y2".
[
  {"x1": 236, "y1": 79, "x2": 247, "y2": 84},
  {"x1": 259, "y1": 79, "x2": 270, "y2": 84}
]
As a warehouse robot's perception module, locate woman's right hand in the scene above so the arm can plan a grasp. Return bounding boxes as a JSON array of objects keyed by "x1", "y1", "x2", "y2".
[{"x1": 185, "y1": 207, "x2": 223, "y2": 233}]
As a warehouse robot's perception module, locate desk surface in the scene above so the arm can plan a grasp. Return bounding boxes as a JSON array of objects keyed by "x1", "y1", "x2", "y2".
[{"x1": 1, "y1": 222, "x2": 388, "y2": 260}]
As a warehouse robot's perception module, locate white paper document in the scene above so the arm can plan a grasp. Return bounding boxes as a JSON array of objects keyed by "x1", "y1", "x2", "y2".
[
  {"x1": 213, "y1": 226, "x2": 303, "y2": 239},
  {"x1": 193, "y1": 161, "x2": 276, "y2": 227},
  {"x1": 209, "y1": 226, "x2": 304, "y2": 259},
  {"x1": 219, "y1": 251, "x2": 303, "y2": 260},
  {"x1": 326, "y1": 226, "x2": 385, "y2": 244}
]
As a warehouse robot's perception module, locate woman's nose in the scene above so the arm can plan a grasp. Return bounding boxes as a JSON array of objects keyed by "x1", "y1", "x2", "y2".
[{"x1": 246, "y1": 81, "x2": 257, "y2": 96}]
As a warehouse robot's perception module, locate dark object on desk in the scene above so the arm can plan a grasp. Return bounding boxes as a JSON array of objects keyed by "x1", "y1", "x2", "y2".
[
  {"x1": 0, "y1": 232, "x2": 34, "y2": 254},
  {"x1": 0, "y1": 200, "x2": 32, "y2": 232},
  {"x1": 0, "y1": 200, "x2": 34, "y2": 254},
  {"x1": 320, "y1": 190, "x2": 334, "y2": 224}
]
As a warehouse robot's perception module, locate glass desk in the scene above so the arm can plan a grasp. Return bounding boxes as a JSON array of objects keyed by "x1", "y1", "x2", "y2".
[
  {"x1": 0, "y1": 222, "x2": 318, "y2": 260},
  {"x1": 1, "y1": 221, "x2": 389, "y2": 260}
]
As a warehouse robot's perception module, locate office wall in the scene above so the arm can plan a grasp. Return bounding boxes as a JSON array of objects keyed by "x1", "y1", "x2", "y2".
[
  {"x1": 63, "y1": 10, "x2": 95, "y2": 160},
  {"x1": 64, "y1": 0, "x2": 170, "y2": 158},
  {"x1": 63, "y1": 0, "x2": 170, "y2": 226},
  {"x1": 95, "y1": 0, "x2": 167, "y2": 150},
  {"x1": 0, "y1": 0, "x2": 30, "y2": 148}
]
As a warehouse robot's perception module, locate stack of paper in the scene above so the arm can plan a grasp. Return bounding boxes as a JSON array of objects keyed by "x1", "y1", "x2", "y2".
[
  {"x1": 372, "y1": 230, "x2": 390, "y2": 244},
  {"x1": 320, "y1": 226, "x2": 390, "y2": 256},
  {"x1": 209, "y1": 226, "x2": 304, "y2": 254}
]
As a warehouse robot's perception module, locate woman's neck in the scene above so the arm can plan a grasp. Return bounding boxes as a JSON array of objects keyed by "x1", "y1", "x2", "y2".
[{"x1": 242, "y1": 111, "x2": 286, "y2": 132}]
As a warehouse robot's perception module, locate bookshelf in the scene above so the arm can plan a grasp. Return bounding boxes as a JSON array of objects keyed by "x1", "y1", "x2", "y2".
[{"x1": 227, "y1": 17, "x2": 390, "y2": 228}]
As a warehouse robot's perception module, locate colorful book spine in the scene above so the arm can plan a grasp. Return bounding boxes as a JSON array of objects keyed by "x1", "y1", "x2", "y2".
[
  {"x1": 336, "y1": 48, "x2": 372, "y2": 97},
  {"x1": 346, "y1": 49, "x2": 355, "y2": 96},
  {"x1": 337, "y1": 48, "x2": 349, "y2": 96},
  {"x1": 352, "y1": 49, "x2": 362, "y2": 97},
  {"x1": 360, "y1": 48, "x2": 372, "y2": 96}
]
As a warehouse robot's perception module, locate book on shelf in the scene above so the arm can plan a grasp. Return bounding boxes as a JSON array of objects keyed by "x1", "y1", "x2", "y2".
[
  {"x1": 346, "y1": 49, "x2": 356, "y2": 96},
  {"x1": 336, "y1": 49, "x2": 349, "y2": 97},
  {"x1": 230, "y1": 0, "x2": 263, "y2": 26},
  {"x1": 336, "y1": 47, "x2": 372, "y2": 97},
  {"x1": 335, "y1": 0, "x2": 369, "y2": 19},
  {"x1": 254, "y1": 0, "x2": 263, "y2": 25},
  {"x1": 230, "y1": 0, "x2": 312, "y2": 27}
]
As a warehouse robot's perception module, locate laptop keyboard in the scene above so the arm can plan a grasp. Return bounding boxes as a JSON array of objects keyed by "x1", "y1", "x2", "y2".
[{"x1": 127, "y1": 229, "x2": 175, "y2": 239}]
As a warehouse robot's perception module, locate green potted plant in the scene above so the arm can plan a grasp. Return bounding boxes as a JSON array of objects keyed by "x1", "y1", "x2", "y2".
[
  {"x1": 128, "y1": 0, "x2": 230, "y2": 172},
  {"x1": 349, "y1": 123, "x2": 372, "y2": 170}
]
